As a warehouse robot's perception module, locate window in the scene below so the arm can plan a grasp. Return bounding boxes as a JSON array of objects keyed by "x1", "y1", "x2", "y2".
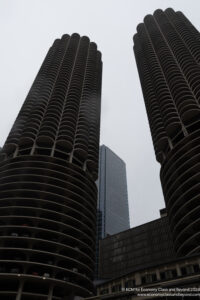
[
  {"x1": 160, "y1": 272, "x2": 166, "y2": 280},
  {"x1": 141, "y1": 276, "x2": 146, "y2": 284},
  {"x1": 181, "y1": 266, "x2": 187, "y2": 276},
  {"x1": 181, "y1": 264, "x2": 197, "y2": 275},
  {"x1": 151, "y1": 273, "x2": 157, "y2": 282},
  {"x1": 165, "y1": 269, "x2": 177, "y2": 279},
  {"x1": 141, "y1": 273, "x2": 157, "y2": 284},
  {"x1": 186, "y1": 265, "x2": 194, "y2": 274},
  {"x1": 172, "y1": 269, "x2": 178, "y2": 277},
  {"x1": 193, "y1": 264, "x2": 200, "y2": 273},
  {"x1": 100, "y1": 288, "x2": 109, "y2": 295},
  {"x1": 112, "y1": 284, "x2": 122, "y2": 293},
  {"x1": 125, "y1": 279, "x2": 135, "y2": 288}
]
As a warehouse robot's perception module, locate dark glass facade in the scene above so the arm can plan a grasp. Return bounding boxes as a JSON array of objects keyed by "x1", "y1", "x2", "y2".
[
  {"x1": 97, "y1": 145, "x2": 130, "y2": 238},
  {"x1": 99, "y1": 216, "x2": 176, "y2": 279},
  {"x1": 95, "y1": 146, "x2": 130, "y2": 279},
  {"x1": 0, "y1": 33, "x2": 102, "y2": 299},
  {"x1": 134, "y1": 8, "x2": 200, "y2": 256}
]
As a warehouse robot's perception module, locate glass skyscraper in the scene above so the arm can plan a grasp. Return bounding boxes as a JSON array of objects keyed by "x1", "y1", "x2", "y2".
[{"x1": 98, "y1": 145, "x2": 130, "y2": 238}]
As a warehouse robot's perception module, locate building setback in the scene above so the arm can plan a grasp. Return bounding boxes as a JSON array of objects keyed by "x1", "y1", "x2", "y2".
[
  {"x1": 98, "y1": 145, "x2": 130, "y2": 238},
  {"x1": 134, "y1": 8, "x2": 200, "y2": 256},
  {"x1": 0, "y1": 33, "x2": 102, "y2": 299}
]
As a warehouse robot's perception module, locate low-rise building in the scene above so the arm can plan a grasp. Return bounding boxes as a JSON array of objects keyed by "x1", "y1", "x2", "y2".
[
  {"x1": 99, "y1": 213, "x2": 176, "y2": 279},
  {"x1": 89, "y1": 254, "x2": 200, "y2": 299}
]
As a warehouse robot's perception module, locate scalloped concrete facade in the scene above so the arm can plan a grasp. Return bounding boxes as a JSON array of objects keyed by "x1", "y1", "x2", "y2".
[
  {"x1": 134, "y1": 8, "x2": 200, "y2": 256},
  {"x1": 0, "y1": 34, "x2": 102, "y2": 299}
]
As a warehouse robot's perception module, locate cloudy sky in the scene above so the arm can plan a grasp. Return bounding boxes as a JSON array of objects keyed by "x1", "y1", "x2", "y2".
[{"x1": 0, "y1": 0, "x2": 200, "y2": 227}]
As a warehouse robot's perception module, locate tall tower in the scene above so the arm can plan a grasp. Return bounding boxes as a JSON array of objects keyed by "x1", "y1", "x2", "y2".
[
  {"x1": 134, "y1": 8, "x2": 200, "y2": 257},
  {"x1": 0, "y1": 33, "x2": 102, "y2": 299},
  {"x1": 98, "y1": 145, "x2": 129, "y2": 238},
  {"x1": 95, "y1": 145, "x2": 129, "y2": 278}
]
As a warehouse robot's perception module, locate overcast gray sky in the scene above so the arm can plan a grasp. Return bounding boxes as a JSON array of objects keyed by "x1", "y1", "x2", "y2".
[{"x1": 0, "y1": 0, "x2": 200, "y2": 227}]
